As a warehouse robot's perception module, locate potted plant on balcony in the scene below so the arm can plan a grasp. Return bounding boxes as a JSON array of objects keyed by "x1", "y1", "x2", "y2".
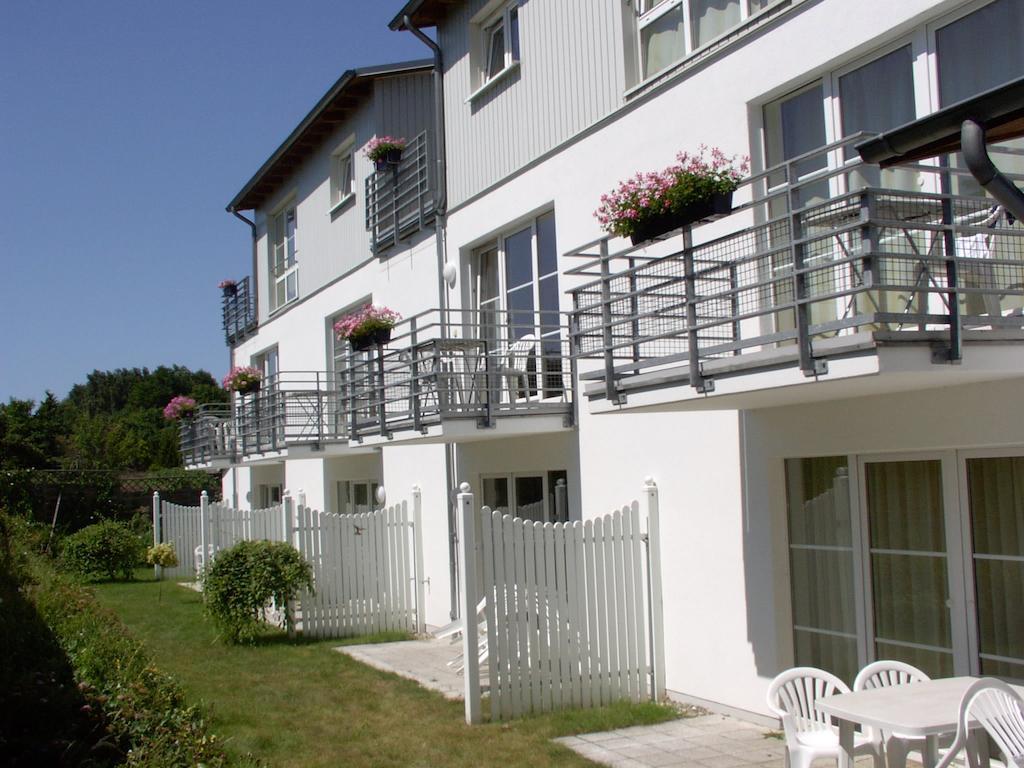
[
  {"x1": 334, "y1": 304, "x2": 402, "y2": 351},
  {"x1": 222, "y1": 366, "x2": 262, "y2": 395},
  {"x1": 365, "y1": 136, "x2": 407, "y2": 172},
  {"x1": 595, "y1": 146, "x2": 749, "y2": 245},
  {"x1": 163, "y1": 395, "x2": 197, "y2": 421},
  {"x1": 218, "y1": 279, "x2": 238, "y2": 298}
]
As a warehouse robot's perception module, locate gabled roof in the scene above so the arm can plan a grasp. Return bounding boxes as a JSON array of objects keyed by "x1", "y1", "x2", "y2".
[
  {"x1": 856, "y1": 76, "x2": 1024, "y2": 167},
  {"x1": 227, "y1": 59, "x2": 432, "y2": 213},
  {"x1": 388, "y1": 0, "x2": 461, "y2": 30}
]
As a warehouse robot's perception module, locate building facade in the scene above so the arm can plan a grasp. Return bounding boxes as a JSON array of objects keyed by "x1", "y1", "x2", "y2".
[{"x1": 193, "y1": 0, "x2": 1024, "y2": 720}]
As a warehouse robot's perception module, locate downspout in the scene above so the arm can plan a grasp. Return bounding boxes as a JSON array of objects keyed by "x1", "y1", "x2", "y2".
[
  {"x1": 961, "y1": 119, "x2": 1024, "y2": 222},
  {"x1": 399, "y1": 14, "x2": 460, "y2": 620},
  {"x1": 228, "y1": 207, "x2": 257, "y2": 507}
]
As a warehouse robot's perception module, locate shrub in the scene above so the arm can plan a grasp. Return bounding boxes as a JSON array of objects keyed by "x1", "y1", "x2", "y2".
[
  {"x1": 203, "y1": 540, "x2": 313, "y2": 644},
  {"x1": 60, "y1": 520, "x2": 144, "y2": 580}
]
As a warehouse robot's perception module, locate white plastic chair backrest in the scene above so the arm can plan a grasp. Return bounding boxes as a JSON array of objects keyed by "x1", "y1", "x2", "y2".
[
  {"x1": 935, "y1": 678, "x2": 1024, "y2": 768},
  {"x1": 505, "y1": 334, "x2": 537, "y2": 371},
  {"x1": 767, "y1": 667, "x2": 850, "y2": 740},
  {"x1": 853, "y1": 660, "x2": 930, "y2": 692}
]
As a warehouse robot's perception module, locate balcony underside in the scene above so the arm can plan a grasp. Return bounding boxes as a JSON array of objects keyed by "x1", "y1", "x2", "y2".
[{"x1": 582, "y1": 331, "x2": 1024, "y2": 413}]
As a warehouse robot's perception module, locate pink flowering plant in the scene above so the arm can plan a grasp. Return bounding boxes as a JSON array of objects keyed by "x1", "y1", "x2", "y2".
[
  {"x1": 364, "y1": 136, "x2": 407, "y2": 162},
  {"x1": 333, "y1": 304, "x2": 402, "y2": 340},
  {"x1": 221, "y1": 366, "x2": 262, "y2": 392},
  {"x1": 218, "y1": 279, "x2": 237, "y2": 290},
  {"x1": 163, "y1": 395, "x2": 197, "y2": 421},
  {"x1": 595, "y1": 145, "x2": 749, "y2": 239}
]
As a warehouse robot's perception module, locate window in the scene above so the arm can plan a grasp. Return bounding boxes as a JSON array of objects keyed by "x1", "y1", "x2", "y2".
[
  {"x1": 636, "y1": 0, "x2": 777, "y2": 81},
  {"x1": 329, "y1": 146, "x2": 354, "y2": 211},
  {"x1": 269, "y1": 204, "x2": 298, "y2": 312},
  {"x1": 481, "y1": 470, "x2": 569, "y2": 523},
  {"x1": 471, "y1": 211, "x2": 564, "y2": 400},
  {"x1": 337, "y1": 480, "x2": 380, "y2": 515},
  {"x1": 471, "y1": 1, "x2": 520, "y2": 93},
  {"x1": 784, "y1": 450, "x2": 1024, "y2": 684}
]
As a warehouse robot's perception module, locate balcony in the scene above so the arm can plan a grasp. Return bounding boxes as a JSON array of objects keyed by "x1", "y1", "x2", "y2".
[
  {"x1": 223, "y1": 276, "x2": 258, "y2": 345},
  {"x1": 179, "y1": 404, "x2": 234, "y2": 469},
  {"x1": 365, "y1": 131, "x2": 435, "y2": 254},
  {"x1": 338, "y1": 308, "x2": 575, "y2": 444},
  {"x1": 568, "y1": 137, "x2": 1024, "y2": 410}
]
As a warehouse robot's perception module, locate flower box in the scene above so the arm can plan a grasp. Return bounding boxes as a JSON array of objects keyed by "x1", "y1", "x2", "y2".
[
  {"x1": 222, "y1": 366, "x2": 262, "y2": 394},
  {"x1": 350, "y1": 327, "x2": 393, "y2": 351},
  {"x1": 218, "y1": 279, "x2": 238, "y2": 298},
  {"x1": 629, "y1": 191, "x2": 734, "y2": 245},
  {"x1": 365, "y1": 136, "x2": 407, "y2": 173}
]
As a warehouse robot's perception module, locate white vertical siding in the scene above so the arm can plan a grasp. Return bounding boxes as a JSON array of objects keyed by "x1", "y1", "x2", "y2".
[{"x1": 440, "y1": 0, "x2": 627, "y2": 208}]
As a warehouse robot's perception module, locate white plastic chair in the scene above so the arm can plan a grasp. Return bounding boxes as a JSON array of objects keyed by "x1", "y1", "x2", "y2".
[
  {"x1": 854, "y1": 660, "x2": 933, "y2": 767},
  {"x1": 767, "y1": 667, "x2": 884, "y2": 768},
  {"x1": 492, "y1": 334, "x2": 537, "y2": 406},
  {"x1": 936, "y1": 678, "x2": 1024, "y2": 768}
]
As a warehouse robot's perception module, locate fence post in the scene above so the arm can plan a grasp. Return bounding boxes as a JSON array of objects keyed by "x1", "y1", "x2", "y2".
[
  {"x1": 152, "y1": 492, "x2": 161, "y2": 581},
  {"x1": 199, "y1": 490, "x2": 210, "y2": 580},
  {"x1": 281, "y1": 492, "x2": 290, "y2": 544},
  {"x1": 457, "y1": 482, "x2": 481, "y2": 724},
  {"x1": 643, "y1": 477, "x2": 665, "y2": 701},
  {"x1": 412, "y1": 485, "x2": 426, "y2": 635},
  {"x1": 284, "y1": 491, "x2": 297, "y2": 639}
]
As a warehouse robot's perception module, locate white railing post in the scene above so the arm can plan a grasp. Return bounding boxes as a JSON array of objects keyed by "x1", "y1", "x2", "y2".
[
  {"x1": 412, "y1": 485, "x2": 426, "y2": 635},
  {"x1": 199, "y1": 490, "x2": 210, "y2": 579},
  {"x1": 457, "y1": 482, "x2": 481, "y2": 724},
  {"x1": 643, "y1": 477, "x2": 665, "y2": 700},
  {"x1": 280, "y1": 492, "x2": 290, "y2": 544},
  {"x1": 152, "y1": 492, "x2": 161, "y2": 581},
  {"x1": 284, "y1": 491, "x2": 297, "y2": 639}
]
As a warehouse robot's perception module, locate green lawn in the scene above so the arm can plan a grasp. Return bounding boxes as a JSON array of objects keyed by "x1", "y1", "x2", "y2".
[{"x1": 92, "y1": 573, "x2": 678, "y2": 768}]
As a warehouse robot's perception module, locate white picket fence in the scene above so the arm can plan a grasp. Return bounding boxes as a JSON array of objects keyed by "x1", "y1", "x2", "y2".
[
  {"x1": 456, "y1": 479, "x2": 665, "y2": 724},
  {"x1": 292, "y1": 491, "x2": 425, "y2": 638},
  {"x1": 151, "y1": 489, "x2": 425, "y2": 639}
]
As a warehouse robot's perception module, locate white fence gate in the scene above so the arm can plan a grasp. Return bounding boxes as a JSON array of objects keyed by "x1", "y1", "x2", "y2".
[
  {"x1": 150, "y1": 496, "x2": 201, "y2": 581},
  {"x1": 456, "y1": 479, "x2": 665, "y2": 724},
  {"x1": 292, "y1": 490, "x2": 425, "y2": 638}
]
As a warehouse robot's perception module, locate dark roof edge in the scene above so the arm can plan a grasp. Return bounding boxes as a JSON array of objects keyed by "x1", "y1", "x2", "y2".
[
  {"x1": 856, "y1": 76, "x2": 1024, "y2": 167},
  {"x1": 389, "y1": 1, "x2": 429, "y2": 30},
  {"x1": 227, "y1": 58, "x2": 433, "y2": 212}
]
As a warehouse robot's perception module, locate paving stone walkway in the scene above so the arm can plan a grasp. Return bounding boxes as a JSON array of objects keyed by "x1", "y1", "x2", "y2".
[{"x1": 555, "y1": 713, "x2": 788, "y2": 768}]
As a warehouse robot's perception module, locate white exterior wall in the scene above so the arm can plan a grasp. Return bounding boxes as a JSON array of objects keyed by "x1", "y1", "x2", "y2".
[
  {"x1": 381, "y1": 442, "x2": 454, "y2": 628},
  {"x1": 435, "y1": 0, "x2": 981, "y2": 718}
]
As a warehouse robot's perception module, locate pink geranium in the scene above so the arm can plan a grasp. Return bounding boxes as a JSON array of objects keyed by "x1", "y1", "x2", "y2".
[
  {"x1": 364, "y1": 136, "x2": 407, "y2": 162},
  {"x1": 595, "y1": 145, "x2": 749, "y2": 239},
  {"x1": 222, "y1": 366, "x2": 262, "y2": 392},
  {"x1": 333, "y1": 304, "x2": 402, "y2": 340},
  {"x1": 163, "y1": 395, "x2": 197, "y2": 421}
]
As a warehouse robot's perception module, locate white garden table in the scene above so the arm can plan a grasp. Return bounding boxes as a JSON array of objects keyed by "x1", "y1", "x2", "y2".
[{"x1": 818, "y1": 676, "x2": 1024, "y2": 768}]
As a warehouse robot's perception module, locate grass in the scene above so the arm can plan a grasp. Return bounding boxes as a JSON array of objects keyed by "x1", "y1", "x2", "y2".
[{"x1": 92, "y1": 571, "x2": 679, "y2": 767}]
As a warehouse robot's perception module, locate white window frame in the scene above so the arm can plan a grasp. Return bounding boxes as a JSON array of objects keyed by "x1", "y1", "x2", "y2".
[
  {"x1": 329, "y1": 138, "x2": 355, "y2": 214},
  {"x1": 468, "y1": 0, "x2": 520, "y2": 100},
  {"x1": 269, "y1": 200, "x2": 299, "y2": 313},
  {"x1": 635, "y1": 0, "x2": 778, "y2": 83}
]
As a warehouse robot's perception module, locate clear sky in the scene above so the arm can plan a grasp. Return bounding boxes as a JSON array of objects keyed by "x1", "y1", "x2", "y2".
[{"x1": 0, "y1": 1, "x2": 426, "y2": 402}]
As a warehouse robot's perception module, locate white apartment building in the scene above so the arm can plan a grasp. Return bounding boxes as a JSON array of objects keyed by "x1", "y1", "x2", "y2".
[{"x1": 187, "y1": 0, "x2": 1024, "y2": 721}]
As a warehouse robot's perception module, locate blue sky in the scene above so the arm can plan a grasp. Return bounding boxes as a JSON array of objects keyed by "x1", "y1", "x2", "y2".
[{"x1": 0, "y1": 1, "x2": 425, "y2": 402}]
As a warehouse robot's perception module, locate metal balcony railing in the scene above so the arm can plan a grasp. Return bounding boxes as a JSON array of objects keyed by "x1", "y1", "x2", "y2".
[
  {"x1": 567, "y1": 136, "x2": 1024, "y2": 401},
  {"x1": 365, "y1": 131, "x2": 435, "y2": 254},
  {"x1": 232, "y1": 372, "x2": 350, "y2": 457},
  {"x1": 339, "y1": 308, "x2": 575, "y2": 441},
  {"x1": 223, "y1": 276, "x2": 258, "y2": 345},
  {"x1": 178, "y1": 404, "x2": 234, "y2": 467}
]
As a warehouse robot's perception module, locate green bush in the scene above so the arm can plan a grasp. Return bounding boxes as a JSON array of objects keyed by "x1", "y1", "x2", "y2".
[
  {"x1": 203, "y1": 540, "x2": 313, "y2": 644},
  {"x1": 60, "y1": 520, "x2": 145, "y2": 580}
]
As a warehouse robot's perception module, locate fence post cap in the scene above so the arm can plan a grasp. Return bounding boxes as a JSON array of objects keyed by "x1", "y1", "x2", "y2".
[
  {"x1": 411, "y1": 484, "x2": 421, "y2": 493},
  {"x1": 458, "y1": 482, "x2": 471, "y2": 494},
  {"x1": 201, "y1": 490, "x2": 209, "y2": 499}
]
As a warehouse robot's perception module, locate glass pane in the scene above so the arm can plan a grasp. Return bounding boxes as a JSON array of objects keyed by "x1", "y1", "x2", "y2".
[
  {"x1": 514, "y1": 475, "x2": 545, "y2": 522},
  {"x1": 641, "y1": 3, "x2": 685, "y2": 79},
  {"x1": 535, "y1": 211, "x2": 557, "y2": 278},
  {"x1": 506, "y1": 284, "x2": 535, "y2": 340},
  {"x1": 482, "y1": 477, "x2": 509, "y2": 514},
  {"x1": 784, "y1": 457, "x2": 857, "y2": 681},
  {"x1": 509, "y1": 7, "x2": 519, "y2": 61},
  {"x1": 504, "y1": 226, "x2": 533, "y2": 291},
  {"x1": 763, "y1": 83, "x2": 828, "y2": 208},
  {"x1": 968, "y1": 456, "x2": 1024, "y2": 681},
  {"x1": 487, "y1": 22, "x2": 505, "y2": 78},
  {"x1": 865, "y1": 459, "x2": 952, "y2": 680},
  {"x1": 936, "y1": 0, "x2": 1024, "y2": 108},
  {"x1": 690, "y1": 0, "x2": 740, "y2": 48},
  {"x1": 286, "y1": 209, "x2": 297, "y2": 265}
]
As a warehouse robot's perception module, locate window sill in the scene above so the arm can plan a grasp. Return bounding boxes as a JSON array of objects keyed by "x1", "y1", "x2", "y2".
[
  {"x1": 466, "y1": 61, "x2": 520, "y2": 104},
  {"x1": 329, "y1": 193, "x2": 355, "y2": 217}
]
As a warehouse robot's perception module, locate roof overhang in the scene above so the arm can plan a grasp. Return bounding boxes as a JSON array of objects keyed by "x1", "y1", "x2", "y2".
[
  {"x1": 227, "y1": 59, "x2": 432, "y2": 213},
  {"x1": 388, "y1": 0, "x2": 461, "y2": 31},
  {"x1": 856, "y1": 77, "x2": 1024, "y2": 167}
]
